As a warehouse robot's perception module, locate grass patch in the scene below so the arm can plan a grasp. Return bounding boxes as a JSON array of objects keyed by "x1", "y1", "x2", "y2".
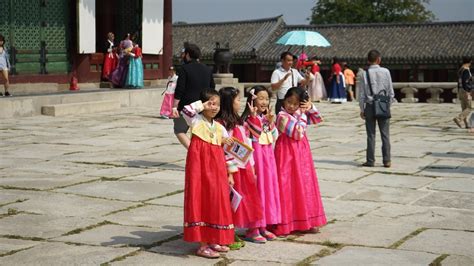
[
  {"x1": 429, "y1": 254, "x2": 449, "y2": 266},
  {"x1": 297, "y1": 248, "x2": 333, "y2": 265},
  {"x1": 1, "y1": 235, "x2": 46, "y2": 242},
  {"x1": 62, "y1": 220, "x2": 113, "y2": 236},
  {"x1": 389, "y1": 227, "x2": 427, "y2": 249},
  {"x1": 105, "y1": 250, "x2": 141, "y2": 264},
  {"x1": 320, "y1": 240, "x2": 343, "y2": 249},
  {"x1": 104, "y1": 203, "x2": 146, "y2": 216}
]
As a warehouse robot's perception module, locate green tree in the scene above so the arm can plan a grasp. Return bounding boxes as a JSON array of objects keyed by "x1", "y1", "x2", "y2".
[{"x1": 309, "y1": 0, "x2": 435, "y2": 24}]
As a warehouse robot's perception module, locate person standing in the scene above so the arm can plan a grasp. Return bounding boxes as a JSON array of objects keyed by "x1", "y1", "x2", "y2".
[
  {"x1": 159, "y1": 66, "x2": 178, "y2": 119},
  {"x1": 172, "y1": 43, "x2": 215, "y2": 149},
  {"x1": 102, "y1": 32, "x2": 118, "y2": 81},
  {"x1": 453, "y1": 57, "x2": 472, "y2": 129},
  {"x1": 359, "y1": 50, "x2": 394, "y2": 168},
  {"x1": 0, "y1": 34, "x2": 11, "y2": 96},
  {"x1": 271, "y1": 51, "x2": 310, "y2": 114},
  {"x1": 328, "y1": 57, "x2": 346, "y2": 103},
  {"x1": 343, "y1": 62, "x2": 355, "y2": 101}
]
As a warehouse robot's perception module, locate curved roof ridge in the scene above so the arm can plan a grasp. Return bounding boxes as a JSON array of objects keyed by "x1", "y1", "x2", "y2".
[
  {"x1": 173, "y1": 15, "x2": 284, "y2": 27},
  {"x1": 287, "y1": 20, "x2": 474, "y2": 29}
]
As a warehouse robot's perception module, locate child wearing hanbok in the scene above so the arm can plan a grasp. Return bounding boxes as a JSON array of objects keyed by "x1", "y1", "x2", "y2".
[
  {"x1": 328, "y1": 57, "x2": 346, "y2": 103},
  {"x1": 272, "y1": 86, "x2": 326, "y2": 236},
  {"x1": 241, "y1": 85, "x2": 280, "y2": 241},
  {"x1": 181, "y1": 89, "x2": 235, "y2": 259},
  {"x1": 102, "y1": 32, "x2": 118, "y2": 81},
  {"x1": 159, "y1": 66, "x2": 178, "y2": 118},
  {"x1": 216, "y1": 87, "x2": 265, "y2": 245}
]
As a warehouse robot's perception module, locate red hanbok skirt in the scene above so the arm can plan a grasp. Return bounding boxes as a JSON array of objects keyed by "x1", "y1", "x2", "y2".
[
  {"x1": 102, "y1": 52, "x2": 118, "y2": 80},
  {"x1": 272, "y1": 134, "x2": 327, "y2": 235},
  {"x1": 232, "y1": 163, "x2": 264, "y2": 228},
  {"x1": 183, "y1": 136, "x2": 234, "y2": 245}
]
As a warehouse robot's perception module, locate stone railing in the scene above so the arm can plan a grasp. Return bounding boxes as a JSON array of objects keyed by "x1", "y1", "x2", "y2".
[{"x1": 394, "y1": 82, "x2": 458, "y2": 103}]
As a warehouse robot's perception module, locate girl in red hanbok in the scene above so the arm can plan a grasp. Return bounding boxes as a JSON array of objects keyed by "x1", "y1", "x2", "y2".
[
  {"x1": 272, "y1": 86, "x2": 327, "y2": 236},
  {"x1": 102, "y1": 32, "x2": 118, "y2": 81},
  {"x1": 216, "y1": 87, "x2": 265, "y2": 245},
  {"x1": 181, "y1": 89, "x2": 235, "y2": 259}
]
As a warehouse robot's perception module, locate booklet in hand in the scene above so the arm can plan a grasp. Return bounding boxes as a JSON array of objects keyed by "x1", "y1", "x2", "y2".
[
  {"x1": 230, "y1": 186, "x2": 243, "y2": 213},
  {"x1": 224, "y1": 137, "x2": 254, "y2": 165}
]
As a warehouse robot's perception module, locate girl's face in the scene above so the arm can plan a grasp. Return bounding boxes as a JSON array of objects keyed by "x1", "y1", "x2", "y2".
[
  {"x1": 202, "y1": 95, "x2": 221, "y2": 120},
  {"x1": 0, "y1": 40, "x2": 4, "y2": 46},
  {"x1": 232, "y1": 94, "x2": 241, "y2": 114},
  {"x1": 254, "y1": 90, "x2": 270, "y2": 114},
  {"x1": 283, "y1": 95, "x2": 300, "y2": 115}
]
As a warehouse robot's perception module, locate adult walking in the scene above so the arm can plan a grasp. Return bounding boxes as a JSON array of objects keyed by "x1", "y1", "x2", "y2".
[
  {"x1": 453, "y1": 57, "x2": 472, "y2": 129},
  {"x1": 359, "y1": 50, "x2": 394, "y2": 168},
  {"x1": 271, "y1": 51, "x2": 310, "y2": 114},
  {"x1": 172, "y1": 43, "x2": 215, "y2": 149}
]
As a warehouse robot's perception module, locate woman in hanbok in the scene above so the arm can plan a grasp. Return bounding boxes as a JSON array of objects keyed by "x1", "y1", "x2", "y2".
[
  {"x1": 328, "y1": 57, "x2": 346, "y2": 103},
  {"x1": 272, "y1": 86, "x2": 326, "y2": 236},
  {"x1": 304, "y1": 57, "x2": 326, "y2": 101},
  {"x1": 110, "y1": 34, "x2": 133, "y2": 88},
  {"x1": 125, "y1": 39, "x2": 144, "y2": 88},
  {"x1": 102, "y1": 32, "x2": 118, "y2": 81}
]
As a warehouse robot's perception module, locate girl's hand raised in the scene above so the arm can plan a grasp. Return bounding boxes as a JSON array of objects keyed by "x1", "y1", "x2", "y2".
[
  {"x1": 247, "y1": 102, "x2": 258, "y2": 117},
  {"x1": 300, "y1": 100, "x2": 313, "y2": 113},
  {"x1": 202, "y1": 100, "x2": 213, "y2": 111},
  {"x1": 265, "y1": 105, "x2": 274, "y2": 123}
]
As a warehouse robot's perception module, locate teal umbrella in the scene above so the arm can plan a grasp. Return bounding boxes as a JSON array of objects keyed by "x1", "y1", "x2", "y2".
[{"x1": 276, "y1": 30, "x2": 331, "y2": 47}]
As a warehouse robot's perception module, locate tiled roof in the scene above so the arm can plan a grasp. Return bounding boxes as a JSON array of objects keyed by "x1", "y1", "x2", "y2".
[
  {"x1": 259, "y1": 21, "x2": 474, "y2": 65},
  {"x1": 173, "y1": 17, "x2": 474, "y2": 65},
  {"x1": 172, "y1": 15, "x2": 284, "y2": 60}
]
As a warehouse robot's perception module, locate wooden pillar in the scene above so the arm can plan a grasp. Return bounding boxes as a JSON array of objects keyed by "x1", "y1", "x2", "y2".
[{"x1": 162, "y1": 0, "x2": 172, "y2": 77}]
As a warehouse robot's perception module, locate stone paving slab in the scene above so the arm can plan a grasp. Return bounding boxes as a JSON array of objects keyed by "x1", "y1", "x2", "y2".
[
  {"x1": 312, "y1": 246, "x2": 438, "y2": 265},
  {"x1": 354, "y1": 173, "x2": 435, "y2": 189},
  {"x1": 340, "y1": 186, "x2": 430, "y2": 204},
  {"x1": 428, "y1": 178, "x2": 474, "y2": 193},
  {"x1": 0, "y1": 213, "x2": 99, "y2": 239},
  {"x1": 105, "y1": 205, "x2": 183, "y2": 228},
  {"x1": 441, "y1": 255, "x2": 474, "y2": 266},
  {"x1": 319, "y1": 181, "x2": 360, "y2": 198},
  {"x1": 296, "y1": 217, "x2": 418, "y2": 247},
  {"x1": 5, "y1": 192, "x2": 134, "y2": 217},
  {"x1": 112, "y1": 250, "x2": 220, "y2": 265},
  {"x1": 122, "y1": 169, "x2": 185, "y2": 186},
  {"x1": 0, "y1": 238, "x2": 40, "y2": 255},
  {"x1": 399, "y1": 229, "x2": 474, "y2": 257},
  {"x1": 413, "y1": 191, "x2": 474, "y2": 210},
  {"x1": 0, "y1": 242, "x2": 138, "y2": 265},
  {"x1": 316, "y1": 169, "x2": 369, "y2": 183},
  {"x1": 54, "y1": 224, "x2": 181, "y2": 247},
  {"x1": 55, "y1": 180, "x2": 183, "y2": 202},
  {"x1": 146, "y1": 192, "x2": 184, "y2": 207},
  {"x1": 83, "y1": 167, "x2": 158, "y2": 179},
  {"x1": 0, "y1": 171, "x2": 100, "y2": 190},
  {"x1": 322, "y1": 199, "x2": 384, "y2": 221}
]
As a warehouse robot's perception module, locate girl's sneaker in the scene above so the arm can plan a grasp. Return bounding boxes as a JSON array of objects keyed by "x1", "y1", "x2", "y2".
[
  {"x1": 209, "y1": 244, "x2": 230, "y2": 253},
  {"x1": 260, "y1": 230, "x2": 277, "y2": 241},
  {"x1": 228, "y1": 241, "x2": 244, "y2": 250},
  {"x1": 4, "y1": 91, "x2": 11, "y2": 97},
  {"x1": 196, "y1": 246, "x2": 220, "y2": 259},
  {"x1": 243, "y1": 232, "x2": 267, "y2": 243}
]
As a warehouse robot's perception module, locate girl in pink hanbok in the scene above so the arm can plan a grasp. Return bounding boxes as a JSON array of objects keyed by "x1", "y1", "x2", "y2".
[
  {"x1": 272, "y1": 86, "x2": 326, "y2": 236},
  {"x1": 160, "y1": 66, "x2": 178, "y2": 118},
  {"x1": 241, "y1": 85, "x2": 280, "y2": 242}
]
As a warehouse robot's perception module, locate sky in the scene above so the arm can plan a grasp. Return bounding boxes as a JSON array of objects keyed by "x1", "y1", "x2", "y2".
[{"x1": 173, "y1": 0, "x2": 474, "y2": 25}]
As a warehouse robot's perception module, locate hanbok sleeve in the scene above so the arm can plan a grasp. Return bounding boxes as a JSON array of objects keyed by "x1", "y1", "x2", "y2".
[
  {"x1": 181, "y1": 100, "x2": 204, "y2": 126},
  {"x1": 245, "y1": 115, "x2": 262, "y2": 139},
  {"x1": 306, "y1": 104, "x2": 323, "y2": 125},
  {"x1": 220, "y1": 125, "x2": 238, "y2": 174},
  {"x1": 276, "y1": 111, "x2": 307, "y2": 140}
]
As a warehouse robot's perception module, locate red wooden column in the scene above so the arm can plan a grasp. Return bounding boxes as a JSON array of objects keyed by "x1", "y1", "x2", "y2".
[{"x1": 162, "y1": 0, "x2": 173, "y2": 77}]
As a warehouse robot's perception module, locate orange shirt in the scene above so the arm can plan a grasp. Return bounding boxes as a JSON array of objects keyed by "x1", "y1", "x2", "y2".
[{"x1": 344, "y1": 68, "x2": 355, "y2": 85}]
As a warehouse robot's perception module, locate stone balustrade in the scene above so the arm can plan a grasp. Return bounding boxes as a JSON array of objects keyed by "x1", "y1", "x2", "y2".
[{"x1": 393, "y1": 82, "x2": 457, "y2": 103}]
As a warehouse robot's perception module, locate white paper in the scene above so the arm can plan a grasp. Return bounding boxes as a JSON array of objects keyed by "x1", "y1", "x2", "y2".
[{"x1": 230, "y1": 186, "x2": 242, "y2": 213}]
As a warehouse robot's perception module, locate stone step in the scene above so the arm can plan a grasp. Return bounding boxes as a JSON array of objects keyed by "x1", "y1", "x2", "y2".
[{"x1": 41, "y1": 100, "x2": 120, "y2": 117}]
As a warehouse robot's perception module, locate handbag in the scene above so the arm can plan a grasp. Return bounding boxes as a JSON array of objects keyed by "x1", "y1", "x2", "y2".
[{"x1": 366, "y1": 70, "x2": 391, "y2": 119}]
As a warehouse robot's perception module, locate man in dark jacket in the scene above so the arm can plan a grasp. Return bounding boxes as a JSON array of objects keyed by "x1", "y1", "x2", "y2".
[
  {"x1": 453, "y1": 57, "x2": 472, "y2": 129},
  {"x1": 172, "y1": 43, "x2": 215, "y2": 149}
]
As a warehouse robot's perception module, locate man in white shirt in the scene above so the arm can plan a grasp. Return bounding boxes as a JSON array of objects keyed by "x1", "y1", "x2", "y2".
[{"x1": 271, "y1": 51, "x2": 310, "y2": 114}]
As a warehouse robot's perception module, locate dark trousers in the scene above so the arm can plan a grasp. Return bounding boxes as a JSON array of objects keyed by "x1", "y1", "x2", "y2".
[
  {"x1": 364, "y1": 103, "x2": 391, "y2": 164},
  {"x1": 275, "y1": 99, "x2": 284, "y2": 115}
]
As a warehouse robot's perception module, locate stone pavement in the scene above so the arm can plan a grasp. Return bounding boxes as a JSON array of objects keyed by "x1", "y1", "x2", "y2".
[{"x1": 0, "y1": 101, "x2": 472, "y2": 265}]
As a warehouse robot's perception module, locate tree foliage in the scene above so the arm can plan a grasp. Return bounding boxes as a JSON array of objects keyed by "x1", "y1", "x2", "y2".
[{"x1": 309, "y1": 0, "x2": 435, "y2": 24}]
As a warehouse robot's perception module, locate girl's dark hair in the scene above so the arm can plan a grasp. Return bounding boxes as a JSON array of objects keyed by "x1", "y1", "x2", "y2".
[
  {"x1": 199, "y1": 88, "x2": 219, "y2": 103},
  {"x1": 241, "y1": 85, "x2": 272, "y2": 121},
  {"x1": 216, "y1": 87, "x2": 241, "y2": 130},
  {"x1": 284, "y1": 86, "x2": 309, "y2": 102},
  {"x1": 0, "y1": 35, "x2": 5, "y2": 46}
]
